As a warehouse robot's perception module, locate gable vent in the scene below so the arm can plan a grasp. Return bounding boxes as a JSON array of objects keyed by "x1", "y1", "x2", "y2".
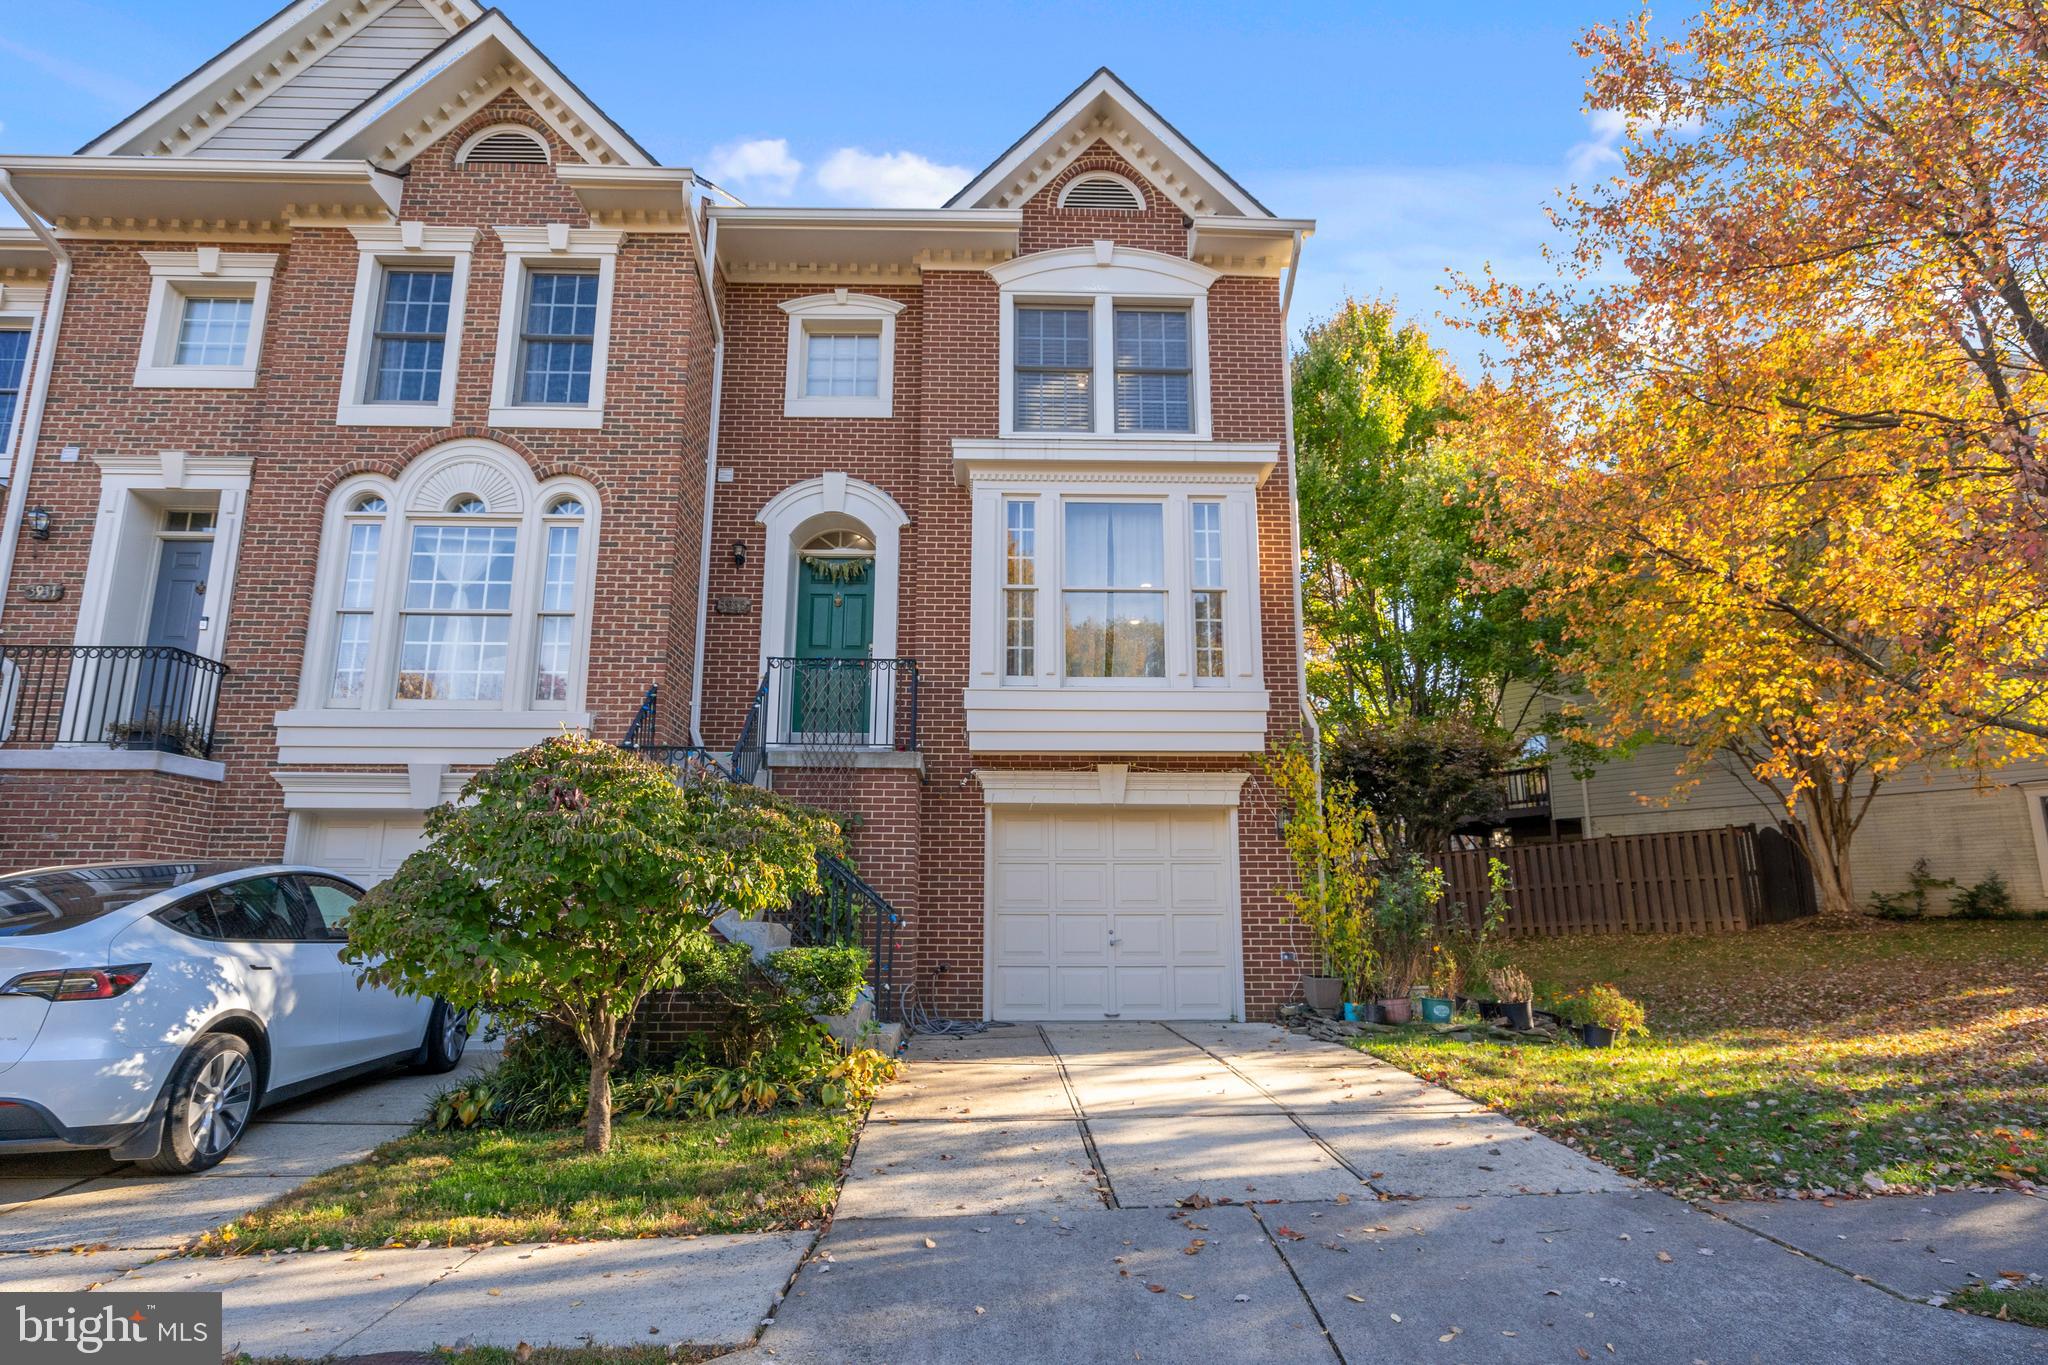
[
  {"x1": 460, "y1": 127, "x2": 551, "y2": 166},
  {"x1": 1059, "y1": 173, "x2": 1144, "y2": 212}
]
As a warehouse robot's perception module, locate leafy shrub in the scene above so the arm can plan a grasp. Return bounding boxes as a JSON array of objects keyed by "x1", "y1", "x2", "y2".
[
  {"x1": 1582, "y1": 983, "x2": 1648, "y2": 1040},
  {"x1": 1867, "y1": 857, "x2": 1952, "y2": 920},
  {"x1": 1372, "y1": 855, "x2": 1442, "y2": 997},
  {"x1": 1324, "y1": 717, "x2": 1515, "y2": 861},
  {"x1": 1442, "y1": 856, "x2": 1511, "y2": 995},
  {"x1": 766, "y1": 944, "x2": 869, "y2": 1015},
  {"x1": 1951, "y1": 871, "x2": 2017, "y2": 920}
]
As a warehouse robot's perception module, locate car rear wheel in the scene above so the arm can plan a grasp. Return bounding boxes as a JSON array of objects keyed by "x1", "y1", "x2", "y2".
[
  {"x1": 415, "y1": 1000, "x2": 470, "y2": 1074},
  {"x1": 140, "y1": 1033, "x2": 257, "y2": 1174}
]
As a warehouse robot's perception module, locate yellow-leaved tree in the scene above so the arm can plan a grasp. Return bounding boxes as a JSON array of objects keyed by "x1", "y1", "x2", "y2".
[{"x1": 1464, "y1": 1, "x2": 2048, "y2": 920}]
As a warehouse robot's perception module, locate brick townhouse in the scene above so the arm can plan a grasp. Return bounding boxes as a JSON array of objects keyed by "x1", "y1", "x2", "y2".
[{"x1": 0, "y1": 0, "x2": 1319, "y2": 1023}]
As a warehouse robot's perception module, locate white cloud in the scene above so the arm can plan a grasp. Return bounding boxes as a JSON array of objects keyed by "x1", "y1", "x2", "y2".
[
  {"x1": 702, "y1": 137, "x2": 804, "y2": 199},
  {"x1": 815, "y1": 148, "x2": 972, "y2": 209},
  {"x1": 1567, "y1": 109, "x2": 1630, "y2": 180}
]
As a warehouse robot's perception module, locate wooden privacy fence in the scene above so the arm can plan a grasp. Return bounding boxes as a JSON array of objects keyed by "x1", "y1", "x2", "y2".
[{"x1": 1437, "y1": 824, "x2": 1816, "y2": 938}]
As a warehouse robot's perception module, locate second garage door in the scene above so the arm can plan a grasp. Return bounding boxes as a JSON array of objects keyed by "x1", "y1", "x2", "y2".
[
  {"x1": 289, "y1": 813, "x2": 427, "y2": 885},
  {"x1": 988, "y1": 807, "x2": 1239, "y2": 1021}
]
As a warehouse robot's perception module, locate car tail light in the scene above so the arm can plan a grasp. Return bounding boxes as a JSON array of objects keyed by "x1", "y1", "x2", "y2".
[{"x1": 0, "y1": 964, "x2": 151, "y2": 1001}]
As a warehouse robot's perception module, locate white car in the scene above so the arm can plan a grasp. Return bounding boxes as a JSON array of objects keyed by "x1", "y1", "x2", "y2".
[{"x1": 0, "y1": 861, "x2": 467, "y2": 1173}]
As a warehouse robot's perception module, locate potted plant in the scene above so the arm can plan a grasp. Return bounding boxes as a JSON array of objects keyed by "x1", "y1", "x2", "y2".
[
  {"x1": 1488, "y1": 965, "x2": 1534, "y2": 1031},
  {"x1": 1445, "y1": 857, "x2": 1511, "y2": 1014},
  {"x1": 1419, "y1": 945, "x2": 1458, "y2": 1023},
  {"x1": 104, "y1": 713, "x2": 207, "y2": 758},
  {"x1": 1270, "y1": 747, "x2": 1379, "y2": 1018},
  {"x1": 1372, "y1": 856, "x2": 1439, "y2": 1025},
  {"x1": 1332, "y1": 899, "x2": 1381, "y2": 1022},
  {"x1": 1577, "y1": 983, "x2": 1647, "y2": 1048}
]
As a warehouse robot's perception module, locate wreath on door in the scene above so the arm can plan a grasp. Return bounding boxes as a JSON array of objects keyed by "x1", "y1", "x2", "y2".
[{"x1": 801, "y1": 555, "x2": 870, "y2": 584}]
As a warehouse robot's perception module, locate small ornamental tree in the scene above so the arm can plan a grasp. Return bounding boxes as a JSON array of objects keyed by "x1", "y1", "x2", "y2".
[{"x1": 346, "y1": 735, "x2": 841, "y2": 1153}]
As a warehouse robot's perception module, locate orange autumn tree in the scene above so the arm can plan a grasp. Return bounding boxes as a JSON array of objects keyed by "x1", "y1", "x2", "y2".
[{"x1": 1464, "y1": 0, "x2": 2048, "y2": 919}]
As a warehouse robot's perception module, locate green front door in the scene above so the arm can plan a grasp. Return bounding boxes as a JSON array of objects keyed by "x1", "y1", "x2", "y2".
[{"x1": 792, "y1": 559, "x2": 874, "y2": 735}]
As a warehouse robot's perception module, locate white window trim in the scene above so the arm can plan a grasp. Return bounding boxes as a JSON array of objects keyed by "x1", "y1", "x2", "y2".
[
  {"x1": 0, "y1": 283, "x2": 47, "y2": 465},
  {"x1": 962, "y1": 470, "x2": 1267, "y2": 754},
  {"x1": 2020, "y1": 780, "x2": 2048, "y2": 898},
  {"x1": 755, "y1": 472, "x2": 908, "y2": 674},
  {"x1": 133, "y1": 249, "x2": 277, "y2": 389},
  {"x1": 456, "y1": 122, "x2": 553, "y2": 166},
  {"x1": 335, "y1": 223, "x2": 478, "y2": 427},
  {"x1": 992, "y1": 242, "x2": 1216, "y2": 441},
  {"x1": 779, "y1": 290, "x2": 903, "y2": 419},
  {"x1": 487, "y1": 225, "x2": 623, "y2": 430},
  {"x1": 288, "y1": 440, "x2": 601, "y2": 743}
]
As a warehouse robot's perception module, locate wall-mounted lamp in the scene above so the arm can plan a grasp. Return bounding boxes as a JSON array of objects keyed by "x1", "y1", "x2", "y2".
[
  {"x1": 25, "y1": 507, "x2": 52, "y2": 541},
  {"x1": 731, "y1": 540, "x2": 747, "y2": 568}
]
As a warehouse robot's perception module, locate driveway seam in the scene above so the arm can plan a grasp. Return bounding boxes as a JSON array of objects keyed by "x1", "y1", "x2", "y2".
[
  {"x1": 1691, "y1": 1200, "x2": 1954, "y2": 1310},
  {"x1": 324, "y1": 1247, "x2": 487, "y2": 1356},
  {"x1": 1245, "y1": 1203, "x2": 1348, "y2": 1364},
  {"x1": 1162, "y1": 1025, "x2": 1382, "y2": 1197},
  {"x1": 1036, "y1": 1025, "x2": 1120, "y2": 1210}
]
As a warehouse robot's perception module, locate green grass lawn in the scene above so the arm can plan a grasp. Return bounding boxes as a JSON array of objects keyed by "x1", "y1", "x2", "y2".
[
  {"x1": 1355, "y1": 918, "x2": 2048, "y2": 1201},
  {"x1": 200, "y1": 1111, "x2": 856, "y2": 1254},
  {"x1": 1949, "y1": 1282, "x2": 2048, "y2": 1329}
]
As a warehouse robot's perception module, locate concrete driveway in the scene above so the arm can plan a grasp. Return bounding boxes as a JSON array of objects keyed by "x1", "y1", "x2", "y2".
[
  {"x1": 0, "y1": 1051, "x2": 491, "y2": 1280},
  {"x1": 762, "y1": 1022, "x2": 2044, "y2": 1364}
]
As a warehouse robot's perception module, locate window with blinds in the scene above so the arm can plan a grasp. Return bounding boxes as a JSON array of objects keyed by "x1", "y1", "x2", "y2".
[
  {"x1": 1015, "y1": 306, "x2": 1093, "y2": 432},
  {"x1": 1114, "y1": 308, "x2": 1193, "y2": 432}
]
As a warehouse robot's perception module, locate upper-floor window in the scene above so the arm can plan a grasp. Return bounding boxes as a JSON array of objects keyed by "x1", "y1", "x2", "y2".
[
  {"x1": 488, "y1": 226, "x2": 622, "y2": 431},
  {"x1": 336, "y1": 224, "x2": 477, "y2": 427},
  {"x1": 780, "y1": 292, "x2": 904, "y2": 419},
  {"x1": 134, "y1": 249, "x2": 277, "y2": 390},
  {"x1": 0, "y1": 326, "x2": 28, "y2": 446},
  {"x1": 306, "y1": 443, "x2": 599, "y2": 714},
  {"x1": 991, "y1": 243, "x2": 1216, "y2": 440}
]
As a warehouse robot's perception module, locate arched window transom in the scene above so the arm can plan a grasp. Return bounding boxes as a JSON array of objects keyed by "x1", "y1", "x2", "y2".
[{"x1": 309, "y1": 443, "x2": 600, "y2": 713}]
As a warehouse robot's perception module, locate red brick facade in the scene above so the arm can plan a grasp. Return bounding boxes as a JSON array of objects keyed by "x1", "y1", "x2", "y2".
[{"x1": 0, "y1": 53, "x2": 1314, "y2": 1022}]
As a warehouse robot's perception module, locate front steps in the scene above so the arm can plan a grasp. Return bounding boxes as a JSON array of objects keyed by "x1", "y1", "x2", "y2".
[{"x1": 712, "y1": 909, "x2": 905, "y2": 1054}]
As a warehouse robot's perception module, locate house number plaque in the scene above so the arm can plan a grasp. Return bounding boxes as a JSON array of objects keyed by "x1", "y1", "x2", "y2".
[
  {"x1": 20, "y1": 583, "x2": 64, "y2": 602},
  {"x1": 714, "y1": 595, "x2": 753, "y2": 615}
]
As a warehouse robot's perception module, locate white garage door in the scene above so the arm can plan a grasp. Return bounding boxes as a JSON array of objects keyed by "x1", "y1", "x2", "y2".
[
  {"x1": 989, "y1": 808, "x2": 1239, "y2": 1021},
  {"x1": 291, "y1": 814, "x2": 427, "y2": 885}
]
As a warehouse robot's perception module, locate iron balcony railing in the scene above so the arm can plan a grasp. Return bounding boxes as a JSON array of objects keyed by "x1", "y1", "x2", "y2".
[
  {"x1": 732, "y1": 656, "x2": 920, "y2": 779},
  {"x1": 0, "y1": 643, "x2": 229, "y2": 758}
]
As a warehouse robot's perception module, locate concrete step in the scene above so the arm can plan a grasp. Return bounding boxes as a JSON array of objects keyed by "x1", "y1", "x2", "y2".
[{"x1": 712, "y1": 909, "x2": 791, "y2": 962}]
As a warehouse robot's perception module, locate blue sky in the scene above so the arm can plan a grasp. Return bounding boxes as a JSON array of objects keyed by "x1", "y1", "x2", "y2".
[{"x1": 0, "y1": 0, "x2": 1684, "y2": 372}]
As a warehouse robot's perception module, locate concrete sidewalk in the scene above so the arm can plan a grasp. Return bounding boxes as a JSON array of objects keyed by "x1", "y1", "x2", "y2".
[{"x1": 761, "y1": 1022, "x2": 2047, "y2": 1364}]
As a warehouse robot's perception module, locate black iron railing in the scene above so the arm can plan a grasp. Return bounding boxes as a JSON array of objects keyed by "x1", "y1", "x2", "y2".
[
  {"x1": 774, "y1": 854, "x2": 903, "y2": 1023},
  {"x1": 731, "y1": 674, "x2": 769, "y2": 786},
  {"x1": 0, "y1": 643, "x2": 228, "y2": 758},
  {"x1": 730, "y1": 657, "x2": 920, "y2": 778},
  {"x1": 620, "y1": 684, "x2": 733, "y2": 779}
]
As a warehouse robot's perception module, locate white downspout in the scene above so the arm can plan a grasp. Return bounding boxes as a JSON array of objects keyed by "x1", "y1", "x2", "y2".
[
  {"x1": 1277, "y1": 228, "x2": 1318, "y2": 766},
  {"x1": 0, "y1": 171, "x2": 72, "y2": 631},
  {"x1": 687, "y1": 203, "x2": 725, "y2": 748}
]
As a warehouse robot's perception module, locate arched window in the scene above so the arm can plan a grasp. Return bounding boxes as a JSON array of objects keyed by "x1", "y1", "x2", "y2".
[{"x1": 308, "y1": 442, "x2": 599, "y2": 713}]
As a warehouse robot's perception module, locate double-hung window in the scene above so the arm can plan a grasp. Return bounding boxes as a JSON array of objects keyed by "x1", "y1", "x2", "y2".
[
  {"x1": 0, "y1": 326, "x2": 28, "y2": 446},
  {"x1": 533, "y1": 497, "x2": 584, "y2": 702},
  {"x1": 328, "y1": 494, "x2": 387, "y2": 704},
  {"x1": 370, "y1": 270, "x2": 453, "y2": 403},
  {"x1": 134, "y1": 250, "x2": 276, "y2": 389},
  {"x1": 396, "y1": 505, "x2": 517, "y2": 703},
  {"x1": 1114, "y1": 309, "x2": 1193, "y2": 432},
  {"x1": 172, "y1": 297, "x2": 253, "y2": 367},
  {"x1": 1063, "y1": 502, "x2": 1166, "y2": 679},
  {"x1": 1015, "y1": 307, "x2": 1093, "y2": 432},
  {"x1": 488, "y1": 227, "x2": 621, "y2": 429},
  {"x1": 1190, "y1": 500, "x2": 1225, "y2": 679},
  {"x1": 1003, "y1": 499, "x2": 1037, "y2": 679},
  {"x1": 336, "y1": 226, "x2": 475, "y2": 425},
  {"x1": 517, "y1": 271, "x2": 599, "y2": 406}
]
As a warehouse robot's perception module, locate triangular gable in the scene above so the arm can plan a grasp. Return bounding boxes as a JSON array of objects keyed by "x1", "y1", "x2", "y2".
[
  {"x1": 948, "y1": 68, "x2": 1270, "y2": 219},
  {"x1": 79, "y1": 0, "x2": 479, "y2": 158},
  {"x1": 291, "y1": 9, "x2": 656, "y2": 169}
]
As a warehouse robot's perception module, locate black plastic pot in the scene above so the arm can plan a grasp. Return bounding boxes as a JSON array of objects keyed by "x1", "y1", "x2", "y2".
[
  {"x1": 1501, "y1": 1001, "x2": 1534, "y2": 1031},
  {"x1": 1476, "y1": 1000, "x2": 1505, "y2": 1022},
  {"x1": 1579, "y1": 1024, "x2": 1615, "y2": 1048}
]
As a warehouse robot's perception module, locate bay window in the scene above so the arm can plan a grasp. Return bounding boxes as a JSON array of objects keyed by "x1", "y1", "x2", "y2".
[
  {"x1": 1062, "y1": 502, "x2": 1165, "y2": 679},
  {"x1": 1004, "y1": 498, "x2": 1037, "y2": 679},
  {"x1": 1190, "y1": 500, "x2": 1225, "y2": 679}
]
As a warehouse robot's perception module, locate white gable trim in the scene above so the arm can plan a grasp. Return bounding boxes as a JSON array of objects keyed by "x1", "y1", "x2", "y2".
[
  {"x1": 80, "y1": 0, "x2": 476, "y2": 159},
  {"x1": 949, "y1": 68, "x2": 1269, "y2": 219},
  {"x1": 292, "y1": 12, "x2": 653, "y2": 169}
]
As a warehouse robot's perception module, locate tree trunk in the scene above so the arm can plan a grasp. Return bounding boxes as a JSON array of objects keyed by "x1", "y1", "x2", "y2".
[
  {"x1": 1793, "y1": 785, "x2": 1862, "y2": 926},
  {"x1": 579, "y1": 1016, "x2": 620, "y2": 1154}
]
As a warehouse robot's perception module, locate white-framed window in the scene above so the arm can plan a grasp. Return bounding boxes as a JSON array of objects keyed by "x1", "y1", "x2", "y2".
[
  {"x1": 487, "y1": 226, "x2": 622, "y2": 430},
  {"x1": 335, "y1": 224, "x2": 477, "y2": 427},
  {"x1": 0, "y1": 322, "x2": 29, "y2": 453},
  {"x1": 1003, "y1": 497, "x2": 1037, "y2": 680},
  {"x1": 133, "y1": 249, "x2": 277, "y2": 389},
  {"x1": 304, "y1": 442, "x2": 600, "y2": 714},
  {"x1": 984, "y1": 486, "x2": 1257, "y2": 690},
  {"x1": 780, "y1": 291, "x2": 903, "y2": 419},
  {"x1": 991, "y1": 242, "x2": 1215, "y2": 440}
]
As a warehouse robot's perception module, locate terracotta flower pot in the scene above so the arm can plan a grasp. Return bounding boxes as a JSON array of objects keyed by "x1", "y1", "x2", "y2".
[
  {"x1": 1301, "y1": 975, "x2": 1344, "y2": 1015},
  {"x1": 1378, "y1": 997, "x2": 1413, "y2": 1025}
]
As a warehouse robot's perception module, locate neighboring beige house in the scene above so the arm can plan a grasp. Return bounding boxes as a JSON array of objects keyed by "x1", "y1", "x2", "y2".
[{"x1": 1528, "y1": 724, "x2": 2048, "y2": 915}]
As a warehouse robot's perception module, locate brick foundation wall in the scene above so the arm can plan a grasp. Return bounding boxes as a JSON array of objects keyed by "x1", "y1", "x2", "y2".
[{"x1": 0, "y1": 768, "x2": 221, "y2": 868}]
